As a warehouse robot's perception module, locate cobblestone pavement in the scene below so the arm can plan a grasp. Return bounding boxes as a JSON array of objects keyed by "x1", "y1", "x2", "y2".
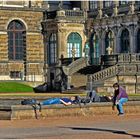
[{"x1": 0, "y1": 114, "x2": 140, "y2": 139}]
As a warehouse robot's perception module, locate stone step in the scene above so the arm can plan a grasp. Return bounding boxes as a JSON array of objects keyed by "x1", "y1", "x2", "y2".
[{"x1": 0, "y1": 111, "x2": 11, "y2": 120}]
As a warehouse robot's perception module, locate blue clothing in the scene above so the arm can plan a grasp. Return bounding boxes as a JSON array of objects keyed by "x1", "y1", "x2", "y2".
[
  {"x1": 41, "y1": 98, "x2": 61, "y2": 105},
  {"x1": 60, "y1": 98, "x2": 73, "y2": 104},
  {"x1": 117, "y1": 98, "x2": 128, "y2": 114},
  {"x1": 41, "y1": 98, "x2": 73, "y2": 105},
  {"x1": 113, "y1": 86, "x2": 128, "y2": 115}
]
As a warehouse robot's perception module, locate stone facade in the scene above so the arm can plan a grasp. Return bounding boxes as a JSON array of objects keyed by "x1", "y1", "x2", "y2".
[
  {"x1": 0, "y1": 2, "x2": 44, "y2": 81},
  {"x1": 42, "y1": 9, "x2": 86, "y2": 89},
  {"x1": 83, "y1": 1, "x2": 140, "y2": 94}
]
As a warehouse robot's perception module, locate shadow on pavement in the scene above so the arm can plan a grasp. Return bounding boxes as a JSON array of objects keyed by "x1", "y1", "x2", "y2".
[{"x1": 61, "y1": 127, "x2": 140, "y2": 138}]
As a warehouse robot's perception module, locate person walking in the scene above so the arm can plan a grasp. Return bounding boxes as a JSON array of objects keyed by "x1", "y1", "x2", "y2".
[{"x1": 112, "y1": 83, "x2": 128, "y2": 116}]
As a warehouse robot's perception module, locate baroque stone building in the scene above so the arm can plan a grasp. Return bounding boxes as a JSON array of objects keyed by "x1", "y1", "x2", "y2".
[
  {"x1": 42, "y1": 1, "x2": 87, "y2": 91},
  {"x1": 0, "y1": 0, "x2": 44, "y2": 82},
  {"x1": 85, "y1": 1, "x2": 140, "y2": 94},
  {"x1": 42, "y1": 1, "x2": 140, "y2": 93}
]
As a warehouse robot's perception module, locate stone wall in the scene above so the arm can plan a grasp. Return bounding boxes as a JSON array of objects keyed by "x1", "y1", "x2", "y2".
[
  {"x1": 0, "y1": 101, "x2": 140, "y2": 120},
  {"x1": 94, "y1": 75, "x2": 140, "y2": 94},
  {"x1": 0, "y1": 9, "x2": 44, "y2": 81},
  {"x1": 71, "y1": 73, "x2": 87, "y2": 88}
]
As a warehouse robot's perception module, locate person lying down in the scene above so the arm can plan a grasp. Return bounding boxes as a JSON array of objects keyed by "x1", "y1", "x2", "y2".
[{"x1": 38, "y1": 90, "x2": 112, "y2": 106}]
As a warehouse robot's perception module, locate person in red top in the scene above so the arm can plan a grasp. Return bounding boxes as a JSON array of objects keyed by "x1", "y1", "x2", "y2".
[{"x1": 112, "y1": 83, "x2": 128, "y2": 116}]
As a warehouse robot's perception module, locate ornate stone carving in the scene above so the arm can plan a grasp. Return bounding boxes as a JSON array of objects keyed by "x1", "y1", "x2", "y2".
[{"x1": 96, "y1": 9, "x2": 102, "y2": 19}]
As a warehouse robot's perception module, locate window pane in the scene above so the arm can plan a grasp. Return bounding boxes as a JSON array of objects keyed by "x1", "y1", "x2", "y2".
[
  {"x1": 49, "y1": 33, "x2": 57, "y2": 64},
  {"x1": 103, "y1": 1, "x2": 113, "y2": 8},
  {"x1": 89, "y1": 1, "x2": 98, "y2": 10},
  {"x1": 67, "y1": 33, "x2": 82, "y2": 58},
  {"x1": 8, "y1": 20, "x2": 25, "y2": 60}
]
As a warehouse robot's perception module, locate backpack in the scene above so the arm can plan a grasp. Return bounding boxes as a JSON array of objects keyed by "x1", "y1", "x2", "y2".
[
  {"x1": 21, "y1": 99, "x2": 41, "y2": 119},
  {"x1": 21, "y1": 99, "x2": 37, "y2": 105}
]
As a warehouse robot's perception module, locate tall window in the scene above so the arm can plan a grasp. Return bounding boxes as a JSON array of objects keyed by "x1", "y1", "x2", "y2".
[
  {"x1": 135, "y1": 1, "x2": 140, "y2": 5},
  {"x1": 93, "y1": 35, "x2": 99, "y2": 58},
  {"x1": 103, "y1": 1, "x2": 113, "y2": 8},
  {"x1": 105, "y1": 31, "x2": 114, "y2": 54},
  {"x1": 49, "y1": 33, "x2": 57, "y2": 64},
  {"x1": 119, "y1": 1, "x2": 129, "y2": 5},
  {"x1": 8, "y1": 20, "x2": 26, "y2": 60},
  {"x1": 89, "y1": 1, "x2": 98, "y2": 10},
  {"x1": 137, "y1": 29, "x2": 140, "y2": 53},
  {"x1": 121, "y1": 29, "x2": 130, "y2": 53},
  {"x1": 67, "y1": 32, "x2": 82, "y2": 58},
  {"x1": 90, "y1": 33, "x2": 99, "y2": 64}
]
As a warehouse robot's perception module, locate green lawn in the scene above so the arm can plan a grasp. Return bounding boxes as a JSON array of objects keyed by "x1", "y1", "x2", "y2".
[
  {"x1": 0, "y1": 82, "x2": 33, "y2": 93},
  {"x1": 0, "y1": 82, "x2": 139, "y2": 99}
]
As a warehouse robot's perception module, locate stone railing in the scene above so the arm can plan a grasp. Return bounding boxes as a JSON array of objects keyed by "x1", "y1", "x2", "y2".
[
  {"x1": 63, "y1": 57, "x2": 89, "y2": 76},
  {"x1": 87, "y1": 65, "x2": 118, "y2": 85},
  {"x1": 65, "y1": 10, "x2": 84, "y2": 17},
  {"x1": 118, "y1": 53, "x2": 140, "y2": 63},
  {"x1": 44, "y1": 9, "x2": 84, "y2": 20},
  {"x1": 101, "y1": 53, "x2": 140, "y2": 68}
]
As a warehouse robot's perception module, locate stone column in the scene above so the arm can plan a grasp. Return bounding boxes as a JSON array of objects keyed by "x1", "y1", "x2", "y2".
[
  {"x1": 57, "y1": 29, "x2": 61, "y2": 59},
  {"x1": 129, "y1": 25, "x2": 135, "y2": 53},
  {"x1": 67, "y1": 75, "x2": 71, "y2": 90},
  {"x1": 43, "y1": 32, "x2": 48, "y2": 82},
  {"x1": 113, "y1": 27, "x2": 118, "y2": 53},
  {"x1": 81, "y1": 1, "x2": 89, "y2": 11}
]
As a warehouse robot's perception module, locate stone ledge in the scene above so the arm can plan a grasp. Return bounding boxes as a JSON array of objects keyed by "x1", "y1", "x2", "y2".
[{"x1": 0, "y1": 101, "x2": 140, "y2": 120}]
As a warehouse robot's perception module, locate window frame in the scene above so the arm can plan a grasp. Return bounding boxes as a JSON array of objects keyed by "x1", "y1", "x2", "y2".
[
  {"x1": 89, "y1": 1, "x2": 98, "y2": 10},
  {"x1": 67, "y1": 32, "x2": 82, "y2": 58},
  {"x1": 8, "y1": 20, "x2": 26, "y2": 61},
  {"x1": 48, "y1": 33, "x2": 57, "y2": 64}
]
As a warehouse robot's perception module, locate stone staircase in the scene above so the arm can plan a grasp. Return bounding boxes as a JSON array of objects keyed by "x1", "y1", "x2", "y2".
[
  {"x1": 61, "y1": 53, "x2": 140, "y2": 93},
  {"x1": 86, "y1": 53, "x2": 140, "y2": 93},
  {"x1": 62, "y1": 57, "x2": 89, "y2": 76},
  {"x1": 86, "y1": 65, "x2": 118, "y2": 91}
]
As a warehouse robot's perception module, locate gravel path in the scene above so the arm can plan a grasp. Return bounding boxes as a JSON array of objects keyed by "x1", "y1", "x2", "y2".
[{"x1": 0, "y1": 114, "x2": 140, "y2": 139}]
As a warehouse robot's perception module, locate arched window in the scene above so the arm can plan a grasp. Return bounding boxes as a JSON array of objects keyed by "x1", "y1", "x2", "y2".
[
  {"x1": 90, "y1": 33, "x2": 99, "y2": 64},
  {"x1": 48, "y1": 33, "x2": 57, "y2": 64},
  {"x1": 89, "y1": 1, "x2": 98, "y2": 10},
  {"x1": 8, "y1": 20, "x2": 26, "y2": 60},
  {"x1": 121, "y1": 29, "x2": 130, "y2": 53},
  {"x1": 105, "y1": 31, "x2": 114, "y2": 54},
  {"x1": 119, "y1": 1, "x2": 129, "y2": 5},
  {"x1": 67, "y1": 32, "x2": 82, "y2": 58},
  {"x1": 103, "y1": 1, "x2": 113, "y2": 8},
  {"x1": 137, "y1": 29, "x2": 140, "y2": 53}
]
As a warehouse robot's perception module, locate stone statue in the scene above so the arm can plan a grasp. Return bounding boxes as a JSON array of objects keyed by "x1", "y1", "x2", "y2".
[
  {"x1": 71, "y1": 46, "x2": 76, "y2": 62},
  {"x1": 97, "y1": 9, "x2": 102, "y2": 19},
  {"x1": 58, "y1": 1, "x2": 63, "y2": 10},
  {"x1": 112, "y1": 5, "x2": 118, "y2": 17},
  {"x1": 106, "y1": 46, "x2": 113, "y2": 55},
  {"x1": 128, "y1": 3, "x2": 134, "y2": 15}
]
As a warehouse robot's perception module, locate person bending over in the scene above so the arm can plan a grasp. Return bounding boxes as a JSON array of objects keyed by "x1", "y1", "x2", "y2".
[{"x1": 112, "y1": 83, "x2": 128, "y2": 116}]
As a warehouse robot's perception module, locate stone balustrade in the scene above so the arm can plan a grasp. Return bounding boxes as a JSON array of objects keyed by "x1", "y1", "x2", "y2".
[
  {"x1": 45, "y1": 9, "x2": 84, "y2": 20},
  {"x1": 88, "y1": 65, "x2": 118, "y2": 83},
  {"x1": 63, "y1": 57, "x2": 88, "y2": 76}
]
